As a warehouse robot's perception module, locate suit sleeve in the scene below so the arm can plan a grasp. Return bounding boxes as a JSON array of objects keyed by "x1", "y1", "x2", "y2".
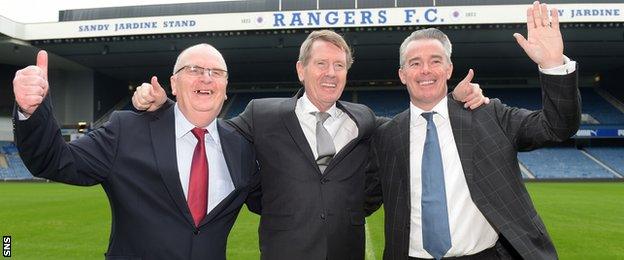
[
  {"x1": 364, "y1": 131, "x2": 383, "y2": 216},
  {"x1": 227, "y1": 99, "x2": 255, "y2": 142},
  {"x1": 245, "y1": 160, "x2": 262, "y2": 214},
  {"x1": 495, "y1": 71, "x2": 581, "y2": 151},
  {"x1": 14, "y1": 96, "x2": 119, "y2": 186}
]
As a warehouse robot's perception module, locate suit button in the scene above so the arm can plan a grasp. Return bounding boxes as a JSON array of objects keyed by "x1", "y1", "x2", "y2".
[
  {"x1": 320, "y1": 179, "x2": 326, "y2": 184},
  {"x1": 320, "y1": 213, "x2": 326, "y2": 220},
  {"x1": 194, "y1": 229, "x2": 200, "y2": 235}
]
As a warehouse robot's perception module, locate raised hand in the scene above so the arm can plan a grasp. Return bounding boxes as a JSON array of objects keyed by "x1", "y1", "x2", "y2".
[
  {"x1": 513, "y1": 1, "x2": 564, "y2": 69},
  {"x1": 452, "y1": 69, "x2": 490, "y2": 110},
  {"x1": 13, "y1": 50, "x2": 49, "y2": 117},
  {"x1": 132, "y1": 76, "x2": 167, "y2": 111}
]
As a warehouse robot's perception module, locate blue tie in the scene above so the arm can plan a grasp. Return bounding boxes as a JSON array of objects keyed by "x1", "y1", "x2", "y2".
[{"x1": 421, "y1": 112, "x2": 451, "y2": 260}]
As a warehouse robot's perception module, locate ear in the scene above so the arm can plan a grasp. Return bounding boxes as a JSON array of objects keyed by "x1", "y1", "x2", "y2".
[
  {"x1": 170, "y1": 75, "x2": 178, "y2": 96},
  {"x1": 296, "y1": 61, "x2": 305, "y2": 82},
  {"x1": 398, "y1": 68, "x2": 407, "y2": 85},
  {"x1": 446, "y1": 62, "x2": 453, "y2": 80}
]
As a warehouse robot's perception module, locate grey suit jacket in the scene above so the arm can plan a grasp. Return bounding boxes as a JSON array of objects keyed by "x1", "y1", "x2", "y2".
[
  {"x1": 366, "y1": 71, "x2": 581, "y2": 260},
  {"x1": 229, "y1": 89, "x2": 380, "y2": 260},
  {"x1": 14, "y1": 97, "x2": 261, "y2": 260}
]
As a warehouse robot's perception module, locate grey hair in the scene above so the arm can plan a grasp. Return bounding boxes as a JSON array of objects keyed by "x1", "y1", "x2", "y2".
[
  {"x1": 298, "y1": 29, "x2": 354, "y2": 69},
  {"x1": 172, "y1": 43, "x2": 226, "y2": 74},
  {"x1": 399, "y1": 28, "x2": 452, "y2": 67}
]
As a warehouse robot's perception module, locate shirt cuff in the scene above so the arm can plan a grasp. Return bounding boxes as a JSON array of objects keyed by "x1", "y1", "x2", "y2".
[
  {"x1": 17, "y1": 110, "x2": 30, "y2": 120},
  {"x1": 538, "y1": 55, "x2": 576, "y2": 75}
]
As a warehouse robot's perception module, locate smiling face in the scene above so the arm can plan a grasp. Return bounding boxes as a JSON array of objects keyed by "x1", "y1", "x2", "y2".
[
  {"x1": 296, "y1": 40, "x2": 348, "y2": 112},
  {"x1": 399, "y1": 39, "x2": 453, "y2": 111},
  {"x1": 170, "y1": 44, "x2": 228, "y2": 127}
]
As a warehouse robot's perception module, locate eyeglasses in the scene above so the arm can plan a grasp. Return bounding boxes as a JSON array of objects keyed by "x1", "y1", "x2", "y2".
[{"x1": 175, "y1": 65, "x2": 228, "y2": 79}]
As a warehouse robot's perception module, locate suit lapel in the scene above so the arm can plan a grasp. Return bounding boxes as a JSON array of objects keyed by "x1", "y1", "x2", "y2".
[
  {"x1": 393, "y1": 110, "x2": 412, "y2": 212},
  {"x1": 149, "y1": 106, "x2": 195, "y2": 227},
  {"x1": 323, "y1": 101, "x2": 371, "y2": 174},
  {"x1": 448, "y1": 99, "x2": 474, "y2": 183},
  {"x1": 280, "y1": 89, "x2": 318, "y2": 170},
  {"x1": 217, "y1": 119, "x2": 242, "y2": 189},
  {"x1": 200, "y1": 120, "x2": 246, "y2": 227}
]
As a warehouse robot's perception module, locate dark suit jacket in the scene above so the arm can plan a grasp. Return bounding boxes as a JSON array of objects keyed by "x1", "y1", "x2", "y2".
[
  {"x1": 366, "y1": 72, "x2": 580, "y2": 260},
  {"x1": 14, "y1": 97, "x2": 260, "y2": 260},
  {"x1": 228, "y1": 89, "x2": 380, "y2": 260}
]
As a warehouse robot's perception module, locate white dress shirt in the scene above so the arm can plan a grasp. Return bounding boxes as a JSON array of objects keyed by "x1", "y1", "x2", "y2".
[
  {"x1": 408, "y1": 97, "x2": 498, "y2": 258},
  {"x1": 174, "y1": 104, "x2": 234, "y2": 215},
  {"x1": 407, "y1": 60, "x2": 577, "y2": 258},
  {"x1": 294, "y1": 93, "x2": 358, "y2": 160}
]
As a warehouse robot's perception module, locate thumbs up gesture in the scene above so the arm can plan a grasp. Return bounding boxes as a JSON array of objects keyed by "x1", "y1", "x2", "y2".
[
  {"x1": 452, "y1": 69, "x2": 490, "y2": 110},
  {"x1": 132, "y1": 76, "x2": 167, "y2": 112},
  {"x1": 13, "y1": 50, "x2": 49, "y2": 117}
]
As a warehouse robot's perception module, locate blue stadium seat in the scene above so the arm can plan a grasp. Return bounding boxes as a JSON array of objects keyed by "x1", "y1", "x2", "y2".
[
  {"x1": 518, "y1": 147, "x2": 617, "y2": 179},
  {"x1": 583, "y1": 147, "x2": 624, "y2": 176}
]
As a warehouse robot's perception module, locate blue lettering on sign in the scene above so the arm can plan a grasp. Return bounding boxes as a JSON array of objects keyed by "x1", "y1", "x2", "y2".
[
  {"x1": 274, "y1": 13, "x2": 286, "y2": 26},
  {"x1": 404, "y1": 9, "x2": 417, "y2": 23},
  {"x1": 78, "y1": 24, "x2": 110, "y2": 32},
  {"x1": 308, "y1": 12, "x2": 321, "y2": 25},
  {"x1": 326, "y1": 11, "x2": 339, "y2": 25},
  {"x1": 290, "y1": 13, "x2": 303, "y2": 26},
  {"x1": 360, "y1": 11, "x2": 373, "y2": 24},
  {"x1": 162, "y1": 20, "x2": 196, "y2": 28},
  {"x1": 378, "y1": 10, "x2": 387, "y2": 23},
  {"x1": 570, "y1": 8, "x2": 620, "y2": 18},
  {"x1": 344, "y1": 11, "x2": 355, "y2": 25},
  {"x1": 115, "y1": 21, "x2": 158, "y2": 31},
  {"x1": 272, "y1": 10, "x2": 390, "y2": 27},
  {"x1": 424, "y1": 8, "x2": 438, "y2": 22}
]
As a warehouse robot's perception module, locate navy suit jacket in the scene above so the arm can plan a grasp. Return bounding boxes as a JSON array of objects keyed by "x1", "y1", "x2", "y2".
[{"x1": 14, "y1": 97, "x2": 260, "y2": 260}]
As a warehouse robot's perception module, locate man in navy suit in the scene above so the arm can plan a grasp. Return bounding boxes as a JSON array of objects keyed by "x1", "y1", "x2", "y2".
[{"x1": 12, "y1": 44, "x2": 260, "y2": 260}]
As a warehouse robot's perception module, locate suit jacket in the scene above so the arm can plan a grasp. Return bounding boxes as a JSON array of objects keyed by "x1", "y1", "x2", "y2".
[
  {"x1": 228, "y1": 89, "x2": 380, "y2": 260},
  {"x1": 14, "y1": 97, "x2": 260, "y2": 260},
  {"x1": 366, "y1": 72, "x2": 580, "y2": 260}
]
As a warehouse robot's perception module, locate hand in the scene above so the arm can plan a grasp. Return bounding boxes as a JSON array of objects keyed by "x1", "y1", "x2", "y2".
[
  {"x1": 452, "y1": 69, "x2": 490, "y2": 110},
  {"x1": 132, "y1": 76, "x2": 167, "y2": 111},
  {"x1": 13, "y1": 50, "x2": 49, "y2": 117},
  {"x1": 513, "y1": 1, "x2": 564, "y2": 69}
]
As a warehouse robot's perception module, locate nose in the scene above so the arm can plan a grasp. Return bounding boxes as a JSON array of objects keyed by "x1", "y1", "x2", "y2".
[
  {"x1": 325, "y1": 64, "x2": 337, "y2": 77},
  {"x1": 200, "y1": 70, "x2": 214, "y2": 83},
  {"x1": 420, "y1": 63, "x2": 431, "y2": 75}
]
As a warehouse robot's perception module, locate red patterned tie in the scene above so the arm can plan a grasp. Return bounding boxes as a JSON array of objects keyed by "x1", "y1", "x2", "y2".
[{"x1": 189, "y1": 127, "x2": 208, "y2": 227}]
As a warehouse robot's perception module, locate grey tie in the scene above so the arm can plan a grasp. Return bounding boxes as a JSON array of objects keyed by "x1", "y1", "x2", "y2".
[{"x1": 313, "y1": 112, "x2": 335, "y2": 173}]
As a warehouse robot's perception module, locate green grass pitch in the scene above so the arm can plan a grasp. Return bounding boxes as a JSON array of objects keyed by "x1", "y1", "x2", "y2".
[{"x1": 0, "y1": 182, "x2": 622, "y2": 259}]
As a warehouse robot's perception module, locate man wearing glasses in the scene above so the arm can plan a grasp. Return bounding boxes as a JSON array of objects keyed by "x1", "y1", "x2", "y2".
[
  {"x1": 133, "y1": 30, "x2": 488, "y2": 259},
  {"x1": 12, "y1": 44, "x2": 261, "y2": 260}
]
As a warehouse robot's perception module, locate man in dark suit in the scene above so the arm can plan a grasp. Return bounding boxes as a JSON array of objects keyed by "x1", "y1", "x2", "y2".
[
  {"x1": 12, "y1": 44, "x2": 260, "y2": 260},
  {"x1": 365, "y1": 2, "x2": 580, "y2": 259},
  {"x1": 133, "y1": 30, "x2": 488, "y2": 260}
]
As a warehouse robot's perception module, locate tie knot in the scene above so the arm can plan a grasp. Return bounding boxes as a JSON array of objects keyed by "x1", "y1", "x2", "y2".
[
  {"x1": 313, "y1": 112, "x2": 331, "y2": 124},
  {"x1": 191, "y1": 127, "x2": 208, "y2": 141},
  {"x1": 421, "y1": 112, "x2": 436, "y2": 122}
]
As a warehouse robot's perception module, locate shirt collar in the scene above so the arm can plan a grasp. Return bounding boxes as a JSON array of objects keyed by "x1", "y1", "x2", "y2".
[
  {"x1": 299, "y1": 92, "x2": 343, "y2": 119},
  {"x1": 409, "y1": 96, "x2": 449, "y2": 125},
  {"x1": 174, "y1": 103, "x2": 219, "y2": 141}
]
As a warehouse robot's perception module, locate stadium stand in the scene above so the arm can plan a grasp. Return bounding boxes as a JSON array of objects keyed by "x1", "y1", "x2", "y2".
[
  {"x1": 0, "y1": 141, "x2": 33, "y2": 180},
  {"x1": 517, "y1": 147, "x2": 618, "y2": 179},
  {"x1": 356, "y1": 89, "x2": 410, "y2": 118},
  {"x1": 583, "y1": 147, "x2": 624, "y2": 177}
]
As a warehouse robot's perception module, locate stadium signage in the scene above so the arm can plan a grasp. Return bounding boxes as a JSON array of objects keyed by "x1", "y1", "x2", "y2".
[
  {"x1": 78, "y1": 20, "x2": 196, "y2": 33},
  {"x1": 4, "y1": 3, "x2": 624, "y2": 40},
  {"x1": 2, "y1": 236, "x2": 9, "y2": 257},
  {"x1": 575, "y1": 129, "x2": 624, "y2": 138}
]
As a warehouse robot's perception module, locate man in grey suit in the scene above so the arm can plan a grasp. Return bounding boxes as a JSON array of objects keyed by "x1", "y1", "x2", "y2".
[
  {"x1": 365, "y1": 2, "x2": 580, "y2": 259},
  {"x1": 133, "y1": 30, "x2": 488, "y2": 260}
]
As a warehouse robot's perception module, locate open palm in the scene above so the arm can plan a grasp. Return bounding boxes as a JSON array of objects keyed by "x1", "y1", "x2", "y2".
[{"x1": 514, "y1": 1, "x2": 564, "y2": 69}]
